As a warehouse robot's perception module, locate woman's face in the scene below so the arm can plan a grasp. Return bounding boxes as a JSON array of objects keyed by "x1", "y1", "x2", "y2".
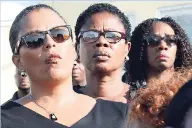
[
  {"x1": 13, "y1": 8, "x2": 76, "y2": 83},
  {"x1": 72, "y1": 60, "x2": 86, "y2": 85},
  {"x1": 147, "y1": 22, "x2": 177, "y2": 71},
  {"x1": 79, "y1": 12, "x2": 131, "y2": 73}
]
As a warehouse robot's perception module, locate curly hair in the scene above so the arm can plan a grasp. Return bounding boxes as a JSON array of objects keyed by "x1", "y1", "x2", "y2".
[
  {"x1": 75, "y1": 3, "x2": 131, "y2": 45},
  {"x1": 126, "y1": 17, "x2": 192, "y2": 87},
  {"x1": 129, "y1": 68, "x2": 192, "y2": 127},
  {"x1": 9, "y1": 4, "x2": 65, "y2": 54}
]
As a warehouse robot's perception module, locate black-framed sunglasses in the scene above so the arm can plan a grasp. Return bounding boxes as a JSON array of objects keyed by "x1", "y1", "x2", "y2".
[
  {"x1": 78, "y1": 30, "x2": 126, "y2": 43},
  {"x1": 145, "y1": 34, "x2": 179, "y2": 47},
  {"x1": 14, "y1": 25, "x2": 72, "y2": 54}
]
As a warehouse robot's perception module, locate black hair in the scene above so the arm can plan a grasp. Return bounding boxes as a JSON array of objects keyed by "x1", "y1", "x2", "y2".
[
  {"x1": 75, "y1": 3, "x2": 131, "y2": 45},
  {"x1": 9, "y1": 4, "x2": 65, "y2": 54},
  {"x1": 126, "y1": 17, "x2": 192, "y2": 88},
  {"x1": 165, "y1": 79, "x2": 192, "y2": 128}
]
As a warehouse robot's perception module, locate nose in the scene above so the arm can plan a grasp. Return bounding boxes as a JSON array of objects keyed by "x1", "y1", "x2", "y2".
[
  {"x1": 95, "y1": 35, "x2": 109, "y2": 48},
  {"x1": 43, "y1": 34, "x2": 56, "y2": 50},
  {"x1": 158, "y1": 40, "x2": 168, "y2": 51}
]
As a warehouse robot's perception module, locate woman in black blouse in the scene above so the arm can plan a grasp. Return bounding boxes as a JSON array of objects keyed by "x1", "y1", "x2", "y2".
[
  {"x1": 74, "y1": 3, "x2": 131, "y2": 103},
  {"x1": 1, "y1": 4, "x2": 129, "y2": 128}
]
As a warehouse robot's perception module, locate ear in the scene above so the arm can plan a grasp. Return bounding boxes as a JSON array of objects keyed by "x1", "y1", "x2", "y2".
[
  {"x1": 12, "y1": 55, "x2": 21, "y2": 69},
  {"x1": 75, "y1": 42, "x2": 80, "y2": 60},
  {"x1": 124, "y1": 41, "x2": 131, "y2": 57}
]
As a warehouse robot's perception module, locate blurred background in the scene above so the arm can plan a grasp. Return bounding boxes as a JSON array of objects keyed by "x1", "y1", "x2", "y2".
[{"x1": 1, "y1": 0, "x2": 192, "y2": 104}]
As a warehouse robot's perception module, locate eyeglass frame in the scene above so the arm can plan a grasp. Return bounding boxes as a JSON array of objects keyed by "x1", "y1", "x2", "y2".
[
  {"x1": 78, "y1": 30, "x2": 127, "y2": 44},
  {"x1": 14, "y1": 25, "x2": 73, "y2": 54},
  {"x1": 145, "y1": 34, "x2": 179, "y2": 47}
]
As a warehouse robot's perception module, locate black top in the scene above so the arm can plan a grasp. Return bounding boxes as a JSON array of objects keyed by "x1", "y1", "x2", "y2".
[
  {"x1": 1, "y1": 99, "x2": 129, "y2": 128},
  {"x1": 73, "y1": 85, "x2": 86, "y2": 94},
  {"x1": 165, "y1": 79, "x2": 192, "y2": 127}
]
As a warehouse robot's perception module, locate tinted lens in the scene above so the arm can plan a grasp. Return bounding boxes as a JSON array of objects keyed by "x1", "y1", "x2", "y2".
[
  {"x1": 105, "y1": 31, "x2": 122, "y2": 43},
  {"x1": 82, "y1": 31, "x2": 99, "y2": 43},
  {"x1": 24, "y1": 33, "x2": 44, "y2": 48},
  {"x1": 147, "y1": 35, "x2": 161, "y2": 46},
  {"x1": 50, "y1": 26, "x2": 70, "y2": 43},
  {"x1": 164, "y1": 35, "x2": 177, "y2": 45}
]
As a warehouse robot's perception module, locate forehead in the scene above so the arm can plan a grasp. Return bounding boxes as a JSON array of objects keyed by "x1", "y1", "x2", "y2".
[
  {"x1": 151, "y1": 22, "x2": 175, "y2": 36},
  {"x1": 19, "y1": 8, "x2": 66, "y2": 37},
  {"x1": 81, "y1": 11, "x2": 125, "y2": 32}
]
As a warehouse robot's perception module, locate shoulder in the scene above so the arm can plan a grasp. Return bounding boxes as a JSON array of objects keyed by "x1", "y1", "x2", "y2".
[
  {"x1": 96, "y1": 99, "x2": 129, "y2": 118},
  {"x1": 92, "y1": 99, "x2": 129, "y2": 128},
  {"x1": 1, "y1": 101, "x2": 21, "y2": 128},
  {"x1": 1, "y1": 100, "x2": 42, "y2": 128},
  {"x1": 1, "y1": 100, "x2": 21, "y2": 116},
  {"x1": 1, "y1": 100, "x2": 18, "y2": 110}
]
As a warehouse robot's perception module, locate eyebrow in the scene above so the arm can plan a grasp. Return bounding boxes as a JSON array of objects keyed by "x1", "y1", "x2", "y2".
[
  {"x1": 152, "y1": 33, "x2": 175, "y2": 37},
  {"x1": 21, "y1": 25, "x2": 67, "y2": 37},
  {"x1": 21, "y1": 30, "x2": 43, "y2": 38}
]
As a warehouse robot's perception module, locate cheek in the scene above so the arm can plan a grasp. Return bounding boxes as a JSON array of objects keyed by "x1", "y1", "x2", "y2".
[
  {"x1": 79, "y1": 44, "x2": 91, "y2": 63},
  {"x1": 170, "y1": 46, "x2": 177, "y2": 59},
  {"x1": 147, "y1": 47, "x2": 154, "y2": 62},
  {"x1": 111, "y1": 44, "x2": 126, "y2": 62},
  {"x1": 20, "y1": 48, "x2": 42, "y2": 69}
]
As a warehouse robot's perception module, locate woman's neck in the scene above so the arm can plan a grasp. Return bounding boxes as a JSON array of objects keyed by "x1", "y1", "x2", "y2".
[
  {"x1": 86, "y1": 69, "x2": 126, "y2": 99},
  {"x1": 147, "y1": 67, "x2": 174, "y2": 84},
  {"x1": 30, "y1": 76, "x2": 76, "y2": 106}
]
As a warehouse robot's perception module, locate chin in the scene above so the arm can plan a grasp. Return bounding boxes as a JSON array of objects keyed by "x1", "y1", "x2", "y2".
[
  {"x1": 94, "y1": 66, "x2": 115, "y2": 75},
  {"x1": 156, "y1": 63, "x2": 172, "y2": 71},
  {"x1": 18, "y1": 86, "x2": 30, "y2": 93}
]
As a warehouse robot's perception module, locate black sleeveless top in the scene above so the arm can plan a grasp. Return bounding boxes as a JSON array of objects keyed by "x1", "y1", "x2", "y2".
[{"x1": 1, "y1": 99, "x2": 129, "y2": 128}]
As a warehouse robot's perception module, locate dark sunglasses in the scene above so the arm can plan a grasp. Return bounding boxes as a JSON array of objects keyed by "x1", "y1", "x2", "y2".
[
  {"x1": 78, "y1": 30, "x2": 126, "y2": 43},
  {"x1": 145, "y1": 34, "x2": 179, "y2": 47},
  {"x1": 14, "y1": 25, "x2": 72, "y2": 54}
]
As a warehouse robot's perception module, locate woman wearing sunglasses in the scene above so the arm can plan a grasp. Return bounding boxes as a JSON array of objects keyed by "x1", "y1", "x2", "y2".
[
  {"x1": 126, "y1": 17, "x2": 192, "y2": 98},
  {"x1": 74, "y1": 3, "x2": 131, "y2": 103},
  {"x1": 125, "y1": 17, "x2": 192, "y2": 127},
  {"x1": 1, "y1": 4, "x2": 129, "y2": 128}
]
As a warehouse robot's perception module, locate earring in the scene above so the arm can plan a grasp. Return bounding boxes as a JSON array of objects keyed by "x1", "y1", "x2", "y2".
[
  {"x1": 20, "y1": 69, "x2": 27, "y2": 77},
  {"x1": 125, "y1": 56, "x2": 129, "y2": 61},
  {"x1": 73, "y1": 61, "x2": 77, "y2": 66}
]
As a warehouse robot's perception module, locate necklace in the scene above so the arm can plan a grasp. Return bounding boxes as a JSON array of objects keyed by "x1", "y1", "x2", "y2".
[{"x1": 29, "y1": 94, "x2": 58, "y2": 121}]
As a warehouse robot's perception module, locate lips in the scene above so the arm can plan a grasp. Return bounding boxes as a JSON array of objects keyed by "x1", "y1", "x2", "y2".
[
  {"x1": 45, "y1": 53, "x2": 62, "y2": 64},
  {"x1": 156, "y1": 54, "x2": 169, "y2": 60},
  {"x1": 93, "y1": 52, "x2": 110, "y2": 61},
  {"x1": 93, "y1": 52, "x2": 110, "y2": 58}
]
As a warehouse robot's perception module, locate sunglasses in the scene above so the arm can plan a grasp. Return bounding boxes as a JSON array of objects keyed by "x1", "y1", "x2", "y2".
[
  {"x1": 145, "y1": 34, "x2": 179, "y2": 47},
  {"x1": 78, "y1": 30, "x2": 126, "y2": 43},
  {"x1": 15, "y1": 25, "x2": 72, "y2": 54}
]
